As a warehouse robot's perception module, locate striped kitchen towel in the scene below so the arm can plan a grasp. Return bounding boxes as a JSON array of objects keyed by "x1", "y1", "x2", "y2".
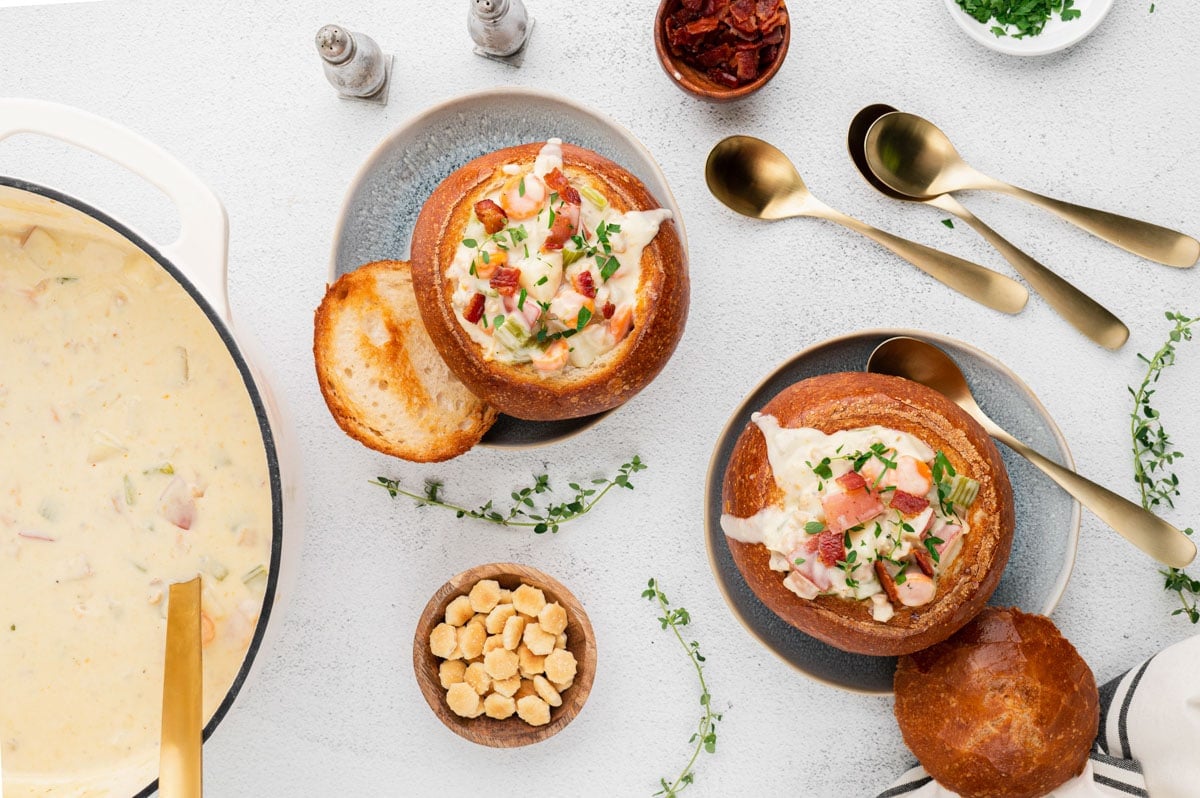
[{"x1": 877, "y1": 635, "x2": 1200, "y2": 798}]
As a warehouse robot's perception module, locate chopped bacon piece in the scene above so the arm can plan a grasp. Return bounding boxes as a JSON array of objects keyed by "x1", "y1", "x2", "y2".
[
  {"x1": 473, "y1": 199, "x2": 508, "y2": 234},
  {"x1": 685, "y1": 16, "x2": 720, "y2": 36},
  {"x1": 816, "y1": 530, "x2": 844, "y2": 567},
  {"x1": 542, "y1": 206, "x2": 579, "y2": 252},
  {"x1": 890, "y1": 490, "x2": 930, "y2": 517},
  {"x1": 489, "y1": 267, "x2": 521, "y2": 296},
  {"x1": 573, "y1": 270, "x2": 596, "y2": 299},
  {"x1": 874, "y1": 561, "x2": 902, "y2": 604},
  {"x1": 912, "y1": 548, "x2": 935, "y2": 577},
  {"x1": 708, "y1": 70, "x2": 740, "y2": 89},
  {"x1": 729, "y1": 0, "x2": 755, "y2": 23},
  {"x1": 836, "y1": 471, "x2": 867, "y2": 491},
  {"x1": 821, "y1": 486, "x2": 884, "y2": 536},
  {"x1": 664, "y1": 0, "x2": 787, "y2": 88},
  {"x1": 463, "y1": 292, "x2": 486, "y2": 323},
  {"x1": 696, "y1": 43, "x2": 735, "y2": 68},
  {"x1": 543, "y1": 168, "x2": 581, "y2": 206},
  {"x1": 734, "y1": 50, "x2": 759, "y2": 82},
  {"x1": 602, "y1": 301, "x2": 615, "y2": 319}
]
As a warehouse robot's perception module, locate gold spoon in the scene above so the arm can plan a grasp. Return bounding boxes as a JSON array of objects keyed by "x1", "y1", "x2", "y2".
[
  {"x1": 849, "y1": 105, "x2": 1129, "y2": 351},
  {"x1": 161, "y1": 576, "x2": 203, "y2": 798},
  {"x1": 705, "y1": 135, "x2": 1029, "y2": 315},
  {"x1": 864, "y1": 112, "x2": 1200, "y2": 269},
  {"x1": 867, "y1": 336, "x2": 1197, "y2": 569}
]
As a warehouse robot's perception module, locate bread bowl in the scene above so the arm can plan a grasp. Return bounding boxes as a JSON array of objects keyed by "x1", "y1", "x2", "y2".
[
  {"x1": 410, "y1": 139, "x2": 689, "y2": 420},
  {"x1": 894, "y1": 607, "x2": 1098, "y2": 798},
  {"x1": 720, "y1": 372, "x2": 1014, "y2": 656}
]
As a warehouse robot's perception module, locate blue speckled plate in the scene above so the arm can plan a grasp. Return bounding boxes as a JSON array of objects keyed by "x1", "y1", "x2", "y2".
[
  {"x1": 704, "y1": 330, "x2": 1080, "y2": 694},
  {"x1": 329, "y1": 87, "x2": 687, "y2": 449}
]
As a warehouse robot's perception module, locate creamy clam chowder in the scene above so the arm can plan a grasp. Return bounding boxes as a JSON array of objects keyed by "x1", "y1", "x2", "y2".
[
  {"x1": 0, "y1": 208, "x2": 273, "y2": 795},
  {"x1": 721, "y1": 416, "x2": 978, "y2": 623},
  {"x1": 448, "y1": 138, "x2": 671, "y2": 375}
]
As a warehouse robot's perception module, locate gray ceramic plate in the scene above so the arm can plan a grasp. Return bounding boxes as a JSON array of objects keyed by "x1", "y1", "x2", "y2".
[
  {"x1": 704, "y1": 330, "x2": 1080, "y2": 694},
  {"x1": 329, "y1": 87, "x2": 687, "y2": 449}
]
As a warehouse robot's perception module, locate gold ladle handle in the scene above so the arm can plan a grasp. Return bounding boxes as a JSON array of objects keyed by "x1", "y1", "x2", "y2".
[
  {"x1": 161, "y1": 576, "x2": 203, "y2": 798},
  {"x1": 813, "y1": 205, "x2": 1029, "y2": 314},
  {"x1": 987, "y1": 181, "x2": 1200, "y2": 268},
  {"x1": 985, "y1": 423, "x2": 1197, "y2": 569},
  {"x1": 929, "y1": 195, "x2": 1129, "y2": 350}
]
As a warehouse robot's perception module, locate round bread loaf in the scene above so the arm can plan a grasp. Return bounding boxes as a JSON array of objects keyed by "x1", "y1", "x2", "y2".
[
  {"x1": 894, "y1": 607, "x2": 1099, "y2": 798},
  {"x1": 314, "y1": 260, "x2": 498, "y2": 462},
  {"x1": 721, "y1": 372, "x2": 1014, "y2": 656},
  {"x1": 410, "y1": 140, "x2": 689, "y2": 420}
]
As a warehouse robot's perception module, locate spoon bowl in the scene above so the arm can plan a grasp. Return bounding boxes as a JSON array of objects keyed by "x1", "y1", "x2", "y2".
[
  {"x1": 706, "y1": 134, "x2": 809, "y2": 219},
  {"x1": 849, "y1": 105, "x2": 1129, "y2": 350},
  {"x1": 864, "y1": 112, "x2": 1200, "y2": 268},
  {"x1": 867, "y1": 336, "x2": 1196, "y2": 568},
  {"x1": 704, "y1": 135, "x2": 1028, "y2": 313}
]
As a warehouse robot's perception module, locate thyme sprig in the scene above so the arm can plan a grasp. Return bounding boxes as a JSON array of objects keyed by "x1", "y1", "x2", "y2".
[
  {"x1": 643, "y1": 578, "x2": 720, "y2": 797},
  {"x1": 372, "y1": 456, "x2": 645, "y2": 535},
  {"x1": 1129, "y1": 311, "x2": 1198, "y2": 622}
]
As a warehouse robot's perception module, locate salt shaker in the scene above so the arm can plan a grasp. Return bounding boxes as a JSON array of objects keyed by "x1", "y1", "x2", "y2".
[
  {"x1": 468, "y1": 0, "x2": 534, "y2": 66},
  {"x1": 315, "y1": 24, "x2": 393, "y2": 104}
]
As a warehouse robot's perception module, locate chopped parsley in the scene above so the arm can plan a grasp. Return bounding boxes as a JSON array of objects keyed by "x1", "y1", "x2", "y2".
[{"x1": 956, "y1": 0, "x2": 1081, "y2": 39}]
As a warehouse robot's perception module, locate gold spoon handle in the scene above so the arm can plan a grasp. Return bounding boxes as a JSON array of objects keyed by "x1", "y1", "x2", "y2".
[
  {"x1": 984, "y1": 422, "x2": 1197, "y2": 569},
  {"x1": 161, "y1": 576, "x2": 203, "y2": 798},
  {"x1": 930, "y1": 195, "x2": 1129, "y2": 350},
  {"x1": 812, "y1": 204, "x2": 1029, "y2": 314},
  {"x1": 983, "y1": 180, "x2": 1199, "y2": 268}
]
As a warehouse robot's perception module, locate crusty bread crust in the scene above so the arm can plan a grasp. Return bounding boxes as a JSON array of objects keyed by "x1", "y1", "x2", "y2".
[
  {"x1": 894, "y1": 608, "x2": 1099, "y2": 798},
  {"x1": 721, "y1": 372, "x2": 1015, "y2": 656},
  {"x1": 410, "y1": 142, "x2": 689, "y2": 421},
  {"x1": 314, "y1": 260, "x2": 498, "y2": 462}
]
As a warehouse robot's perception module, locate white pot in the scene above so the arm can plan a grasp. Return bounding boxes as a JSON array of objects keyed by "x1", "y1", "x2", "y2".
[{"x1": 0, "y1": 98, "x2": 303, "y2": 797}]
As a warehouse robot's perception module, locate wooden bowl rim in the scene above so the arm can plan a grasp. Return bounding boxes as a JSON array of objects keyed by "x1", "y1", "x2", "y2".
[
  {"x1": 653, "y1": 0, "x2": 791, "y2": 103},
  {"x1": 412, "y1": 562, "x2": 597, "y2": 747}
]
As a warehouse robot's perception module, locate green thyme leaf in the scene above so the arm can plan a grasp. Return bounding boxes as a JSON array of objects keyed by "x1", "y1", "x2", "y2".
[
  {"x1": 646, "y1": 578, "x2": 720, "y2": 797},
  {"x1": 1129, "y1": 311, "x2": 1199, "y2": 623}
]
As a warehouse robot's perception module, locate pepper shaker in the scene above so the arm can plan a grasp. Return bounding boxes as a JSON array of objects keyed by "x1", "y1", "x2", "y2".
[
  {"x1": 315, "y1": 24, "x2": 393, "y2": 105},
  {"x1": 468, "y1": 0, "x2": 534, "y2": 66}
]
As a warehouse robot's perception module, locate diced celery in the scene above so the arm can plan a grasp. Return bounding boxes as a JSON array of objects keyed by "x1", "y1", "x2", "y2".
[
  {"x1": 124, "y1": 475, "x2": 136, "y2": 506},
  {"x1": 494, "y1": 317, "x2": 531, "y2": 351},
  {"x1": 561, "y1": 247, "x2": 585, "y2": 267},
  {"x1": 242, "y1": 564, "x2": 267, "y2": 586},
  {"x1": 579, "y1": 186, "x2": 607, "y2": 209},
  {"x1": 203, "y1": 556, "x2": 229, "y2": 581},
  {"x1": 947, "y1": 474, "x2": 980, "y2": 509}
]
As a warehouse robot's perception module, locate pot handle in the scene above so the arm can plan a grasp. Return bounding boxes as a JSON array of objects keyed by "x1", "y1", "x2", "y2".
[{"x1": 0, "y1": 98, "x2": 230, "y2": 319}]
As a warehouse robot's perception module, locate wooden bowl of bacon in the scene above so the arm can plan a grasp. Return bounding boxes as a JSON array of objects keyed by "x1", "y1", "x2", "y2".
[
  {"x1": 654, "y1": 0, "x2": 790, "y2": 102},
  {"x1": 720, "y1": 372, "x2": 1015, "y2": 656}
]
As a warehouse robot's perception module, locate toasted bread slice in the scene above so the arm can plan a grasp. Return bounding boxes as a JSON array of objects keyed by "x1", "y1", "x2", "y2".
[{"x1": 314, "y1": 260, "x2": 498, "y2": 462}]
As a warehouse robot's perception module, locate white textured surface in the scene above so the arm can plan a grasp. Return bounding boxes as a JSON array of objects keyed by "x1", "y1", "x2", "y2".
[{"x1": 3, "y1": 1, "x2": 1199, "y2": 796}]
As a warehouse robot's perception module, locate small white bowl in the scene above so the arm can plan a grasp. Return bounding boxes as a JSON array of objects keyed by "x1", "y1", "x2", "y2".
[{"x1": 943, "y1": 0, "x2": 1114, "y2": 56}]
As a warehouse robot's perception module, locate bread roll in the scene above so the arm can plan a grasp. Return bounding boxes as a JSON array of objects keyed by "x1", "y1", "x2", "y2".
[
  {"x1": 721, "y1": 372, "x2": 1014, "y2": 655},
  {"x1": 410, "y1": 139, "x2": 689, "y2": 420},
  {"x1": 894, "y1": 607, "x2": 1099, "y2": 798},
  {"x1": 313, "y1": 260, "x2": 498, "y2": 461}
]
